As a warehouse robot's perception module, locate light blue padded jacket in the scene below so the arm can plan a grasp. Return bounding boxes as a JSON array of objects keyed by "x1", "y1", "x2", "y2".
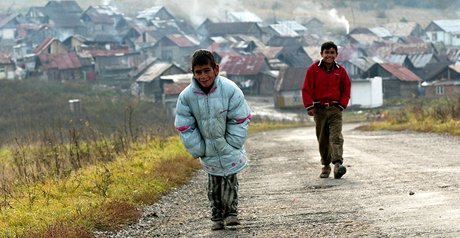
[{"x1": 174, "y1": 75, "x2": 251, "y2": 176}]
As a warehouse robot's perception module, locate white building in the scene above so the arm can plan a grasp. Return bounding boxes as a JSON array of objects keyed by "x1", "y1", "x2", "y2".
[{"x1": 350, "y1": 77, "x2": 383, "y2": 108}]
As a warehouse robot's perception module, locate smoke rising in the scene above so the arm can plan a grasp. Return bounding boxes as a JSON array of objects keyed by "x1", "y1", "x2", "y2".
[
  {"x1": 328, "y1": 8, "x2": 350, "y2": 34},
  {"x1": 153, "y1": 0, "x2": 246, "y2": 26}
]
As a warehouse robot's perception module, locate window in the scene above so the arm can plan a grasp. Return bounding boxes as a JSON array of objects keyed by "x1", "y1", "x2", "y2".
[
  {"x1": 431, "y1": 32, "x2": 437, "y2": 41},
  {"x1": 435, "y1": 86, "x2": 444, "y2": 95}
]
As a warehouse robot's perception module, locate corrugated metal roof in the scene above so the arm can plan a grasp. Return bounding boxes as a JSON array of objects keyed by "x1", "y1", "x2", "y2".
[
  {"x1": 163, "y1": 82, "x2": 189, "y2": 95},
  {"x1": 219, "y1": 54, "x2": 266, "y2": 75},
  {"x1": 433, "y1": 19, "x2": 460, "y2": 34},
  {"x1": 408, "y1": 53, "x2": 434, "y2": 68},
  {"x1": 0, "y1": 52, "x2": 13, "y2": 64},
  {"x1": 0, "y1": 13, "x2": 18, "y2": 28},
  {"x1": 449, "y1": 64, "x2": 460, "y2": 73},
  {"x1": 349, "y1": 57, "x2": 376, "y2": 71},
  {"x1": 39, "y1": 53, "x2": 81, "y2": 70},
  {"x1": 269, "y1": 24, "x2": 299, "y2": 37},
  {"x1": 136, "y1": 62, "x2": 173, "y2": 83},
  {"x1": 277, "y1": 20, "x2": 307, "y2": 32},
  {"x1": 380, "y1": 63, "x2": 421, "y2": 82},
  {"x1": 257, "y1": 46, "x2": 283, "y2": 59},
  {"x1": 33, "y1": 37, "x2": 57, "y2": 54},
  {"x1": 370, "y1": 27, "x2": 392, "y2": 38},
  {"x1": 382, "y1": 22, "x2": 418, "y2": 37},
  {"x1": 275, "y1": 67, "x2": 307, "y2": 92},
  {"x1": 228, "y1": 10, "x2": 262, "y2": 22},
  {"x1": 166, "y1": 34, "x2": 200, "y2": 47},
  {"x1": 387, "y1": 54, "x2": 407, "y2": 65},
  {"x1": 136, "y1": 6, "x2": 164, "y2": 20}
]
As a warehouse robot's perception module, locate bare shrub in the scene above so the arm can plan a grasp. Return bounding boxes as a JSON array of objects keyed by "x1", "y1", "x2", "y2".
[
  {"x1": 19, "y1": 222, "x2": 94, "y2": 238},
  {"x1": 87, "y1": 200, "x2": 141, "y2": 231}
]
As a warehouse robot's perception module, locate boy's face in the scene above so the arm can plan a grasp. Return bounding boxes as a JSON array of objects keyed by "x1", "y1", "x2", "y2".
[
  {"x1": 320, "y1": 47, "x2": 338, "y2": 65},
  {"x1": 193, "y1": 64, "x2": 219, "y2": 88}
]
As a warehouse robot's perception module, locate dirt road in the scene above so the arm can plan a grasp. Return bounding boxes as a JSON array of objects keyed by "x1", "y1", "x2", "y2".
[{"x1": 102, "y1": 124, "x2": 460, "y2": 237}]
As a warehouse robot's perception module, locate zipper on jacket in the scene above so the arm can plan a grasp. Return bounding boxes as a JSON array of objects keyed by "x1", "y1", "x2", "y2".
[{"x1": 205, "y1": 93, "x2": 226, "y2": 175}]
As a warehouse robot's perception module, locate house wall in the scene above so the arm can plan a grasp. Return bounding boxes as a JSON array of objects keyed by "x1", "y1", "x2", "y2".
[
  {"x1": 382, "y1": 78, "x2": 401, "y2": 98},
  {"x1": 49, "y1": 41, "x2": 69, "y2": 54},
  {"x1": 258, "y1": 75, "x2": 276, "y2": 95},
  {"x1": 400, "y1": 81, "x2": 420, "y2": 98},
  {"x1": 350, "y1": 77, "x2": 383, "y2": 108},
  {"x1": 424, "y1": 84, "x2": 460, "y2": 98},
  {"x1": 274, "y1": 90, "x2": 302, "y2": 108},
  {"x1": 154, "y1": 41, "x2": 193, "y2": 68},
  {"x1": 0, "y1": 64, "x2": 15, "y2": 80},
  {"x1": 0, "y1": 28, "x2": 16, "y2": 39},
  {"x1": 426, "y1": 30, "x2": 460, "y2": 47}
]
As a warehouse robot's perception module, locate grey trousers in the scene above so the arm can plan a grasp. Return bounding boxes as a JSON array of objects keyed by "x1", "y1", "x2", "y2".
[{"x1": 207, "y1": 173, "x2": 239, "y2": 221}]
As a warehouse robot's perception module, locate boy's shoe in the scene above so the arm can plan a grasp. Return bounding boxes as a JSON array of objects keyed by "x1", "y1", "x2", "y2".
[
  {"x1": 334, "y1": 162, "x2": 347, "y2": 179},
  {"x1": 225, "y1": 216, "x2": 241, "y2": 226},
  {"x1": 211, "y1": 220, "x2": 225, "y2": 230},
  {"x1": 319, "y1": 165, "x2": 331, "y2": 178}
]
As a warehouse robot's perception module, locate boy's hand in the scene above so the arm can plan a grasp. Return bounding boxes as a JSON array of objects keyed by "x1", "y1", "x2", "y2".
[{"x1": 308, "y1": 109, "x2": 316, "y2": 116}]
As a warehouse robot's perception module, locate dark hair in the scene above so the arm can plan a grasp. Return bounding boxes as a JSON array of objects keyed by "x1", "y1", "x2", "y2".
[
  {"x1": 191, "y1": 49, "x2": 217, "y2": 71},
  {"x1": 321, "y1": 41, "x2": 338, "y2": 53}
]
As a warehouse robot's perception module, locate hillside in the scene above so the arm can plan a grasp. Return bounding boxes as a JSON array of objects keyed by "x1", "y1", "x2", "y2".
[{"x1": 2, "y1": 0, "x2": 459, "y2": 28}]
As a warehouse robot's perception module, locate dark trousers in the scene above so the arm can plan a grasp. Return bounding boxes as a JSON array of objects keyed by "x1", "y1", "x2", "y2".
[
  {"x1": 207, "y1": 173, "x2": 239, "y2": 221},
  {"x1": 313, "y1": 107, "x2": 344, "y2": 166}
]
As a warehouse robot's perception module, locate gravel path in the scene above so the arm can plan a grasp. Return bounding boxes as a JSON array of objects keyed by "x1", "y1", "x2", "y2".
[{"x1": 97, "y1": 124, "x2": 460, "y2": 238}]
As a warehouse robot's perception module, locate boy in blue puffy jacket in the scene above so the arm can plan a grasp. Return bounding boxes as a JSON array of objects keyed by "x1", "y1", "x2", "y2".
[{"x1": 175, "y1": 49, "x2": 251, "y2": 230}]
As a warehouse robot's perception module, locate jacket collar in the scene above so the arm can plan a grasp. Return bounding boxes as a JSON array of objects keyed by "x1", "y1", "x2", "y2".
[
  {"x1": 191, "y1": 75, "x2": 220, "y2": 95},
  {"x1": 317, "y1": 59, "x2": 340, "y2": 69}
]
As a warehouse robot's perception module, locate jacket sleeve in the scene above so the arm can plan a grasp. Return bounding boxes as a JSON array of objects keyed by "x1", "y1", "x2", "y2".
[
  {"x1": 174, "y1": 94, "x2": 205, "y2": 158},
  {"x1": 301, "y1": 66, "x2": 315, "y2": 111},
  {"x1": 339, "y1": 68, "x2": 351, "y2": 110},
  {"x1": 225, "y1": 88, "x2": 251, "y2": 149}
]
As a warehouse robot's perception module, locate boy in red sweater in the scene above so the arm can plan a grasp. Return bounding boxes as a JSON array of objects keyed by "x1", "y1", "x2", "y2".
[{"x1": 301, "y1": 41, "x2": 351, "y2": 179}]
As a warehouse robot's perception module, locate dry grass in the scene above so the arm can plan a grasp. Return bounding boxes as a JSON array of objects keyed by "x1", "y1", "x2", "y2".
[
  {"x1": 19, "y1": 222, "x2": 95, "y2": 238},
  {"x1": 152, "y1": 156, "x2": 201, "y2": 186},
  {"x1": 86, "y1": 200, "x2": 142, "y2": 231}
]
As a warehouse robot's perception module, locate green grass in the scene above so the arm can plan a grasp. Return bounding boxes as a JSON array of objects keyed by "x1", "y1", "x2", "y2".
[{"x1": 0, "y1": 136, "x2": 200, "y2": 237}]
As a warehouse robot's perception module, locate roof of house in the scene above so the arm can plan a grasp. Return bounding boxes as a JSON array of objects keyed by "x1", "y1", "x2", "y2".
[
  {"x1": 33, "y1": 36, "x2": 59, "y2": 54},
  {"x1": 0, "y1": 52, "x2": 13, "y2": 64},
  {"x1": 0, "y1": 13, "x2": 20, "y2": 28},
  {"x1": 136, "y1": 62, "x2": 175, "y2": 83},
  {"x1": 274, "y1": 67, "x2": 307, "y2": 92},
  {"x1": 163, "y1": 82, "x2": 190, "y2": 95},
  {"x1": 45, "y1": 1, "x2": 83, "y2": 13},
  {"x1": 408, "y1": 53, "x2": 435, "y2": 68},
  {"x1": 269, "y1": 24, "x2": 299, "y2": 37},
  {"x1": 431, "y1": 19, "x2": 460, "y2": 34},
  {"x1": 38, "y1": 53, "x2": 82, "y2": 70},
  {"x1": 219, "y1": 54, "x2": 266, "y2": 75},
  {"x1": 164, "y1": 34, "x2": 200, "y2": 47},
  {"x1": 277, "y1": 20, "x2": 307, "y2": 32},
  {"x1": 228, "y1": 10, "x2": 262, "y2": 22},
  {"x1": 379, "y1": 63, "x2": 422, "y2": 82},
  {"x1": 382, "y1": 22, "x2": 420, "y2": 37},
  {"x1": 83, "y1": 6, "x2": 120, "y2": 24},
  {"x1": 202, "y1": 22, "x2": 261, "y2": 36},
  {"x1": 418, "y1": 62, "x2": 451, "y2": 81},
  {"x1": 257, "y1": 46, "x2": 283, "y2": 59}
]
